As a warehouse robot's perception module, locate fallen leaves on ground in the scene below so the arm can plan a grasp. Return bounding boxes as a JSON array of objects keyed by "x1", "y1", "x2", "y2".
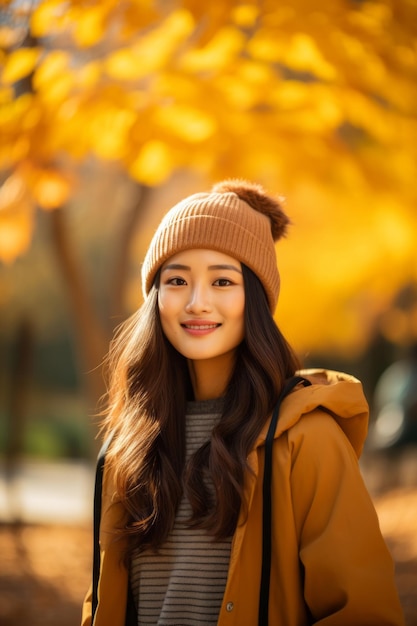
[{"x1": 0, "y1": 488, "x2": 416, "y2": 626}]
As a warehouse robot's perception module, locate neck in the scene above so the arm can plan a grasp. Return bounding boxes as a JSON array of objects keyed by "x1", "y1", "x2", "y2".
[{"x1": 188, "y1": 351, "x2": 236, "y2": 401}]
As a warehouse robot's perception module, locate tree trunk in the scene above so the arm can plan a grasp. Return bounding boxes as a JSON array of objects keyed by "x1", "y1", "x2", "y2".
[
  {"x1": 49, "y1": 186, "x2": 153, "y2": 454},
  {"x1": 110, "y1": 184, "x2": 152, "y2": 323},
  {"x1": 49, "y1": 208, "x2": 108, "y2": 427}
]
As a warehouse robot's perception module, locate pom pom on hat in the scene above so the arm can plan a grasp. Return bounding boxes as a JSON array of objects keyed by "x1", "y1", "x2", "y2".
[
  {"x1": 211, "y1": 179, "x2": 289, "y2": 242},
  {"x1": 142, "y1": 179, "x2": 290, "y2": 312}
]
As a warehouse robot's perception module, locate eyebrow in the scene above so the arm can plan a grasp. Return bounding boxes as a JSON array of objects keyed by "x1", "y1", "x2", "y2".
[{"x1": 162, "y1": 263, "x2": 242, "y2": 274}]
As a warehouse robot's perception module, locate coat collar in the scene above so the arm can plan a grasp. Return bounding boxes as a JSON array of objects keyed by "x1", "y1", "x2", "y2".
[{"x1": 254, "y1": 369, "x2": 369, "y2": 459}]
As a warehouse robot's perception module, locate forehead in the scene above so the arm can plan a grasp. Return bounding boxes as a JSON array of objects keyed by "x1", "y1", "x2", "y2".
[{"x1": 161, "y1": 248, "x2": 242, "y2": 269}]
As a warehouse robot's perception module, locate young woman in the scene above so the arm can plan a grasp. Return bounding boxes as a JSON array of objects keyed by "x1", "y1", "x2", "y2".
[{"x1": 82, "y1": 180, "x2": 404, "y2": 626}]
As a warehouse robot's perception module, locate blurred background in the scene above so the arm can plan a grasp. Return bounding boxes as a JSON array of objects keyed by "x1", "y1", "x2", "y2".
[{"x1": 0, "y1": 0, "x2": 416, "y2": 624}]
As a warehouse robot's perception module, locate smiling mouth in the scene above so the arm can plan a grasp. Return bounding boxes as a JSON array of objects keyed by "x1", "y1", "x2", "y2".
[{"x1": 181, "y1": 323, "x2": 221, "y2": 330}]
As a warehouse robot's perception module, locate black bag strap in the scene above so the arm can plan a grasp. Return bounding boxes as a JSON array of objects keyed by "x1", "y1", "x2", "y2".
[
  {"x1": 92, "y1": 435, "x2": 113, "y2": 620},
  {"x1": 258, "y1": 376, "x2": 312, "y2": 626},
  {"x1": 91, "y1": 434, "x2": 137, "y2": 626}
]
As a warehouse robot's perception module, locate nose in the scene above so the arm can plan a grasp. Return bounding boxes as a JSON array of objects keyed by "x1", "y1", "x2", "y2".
[{"x1": 185, "y1": 284, "x2": 212, "y2": 313}]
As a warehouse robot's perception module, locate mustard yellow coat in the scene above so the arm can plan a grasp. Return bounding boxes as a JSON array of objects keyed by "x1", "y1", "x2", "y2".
[{"x1": 82, "y1": 370, "x2": 404, "y2": 626}]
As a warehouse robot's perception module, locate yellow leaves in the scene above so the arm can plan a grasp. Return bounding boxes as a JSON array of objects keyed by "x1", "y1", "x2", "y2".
[
  {"x1": 271, "y1": 81, "x2": 308, "y2": 109},
  {"x1": 395, "y1": 45, "x2": 416, "y2": 71},
  {"x1": 285, "y1": 33, "x2": 336, "y2": 80},
  {"x1": 275, "y1": 181, "x2": 417, "y2": 356},
  {"x1": 332, "y1": 29, "x2": 386, "y2": 84},
  {"x1": 0, "y1": 93, "x2": 35, "y2": 167},
  {"x1": 160, "y1": 8, "x2": 195, "y2": 42},
  {"x1": 88, "y1": 104, "x2": 136, "y2": 160},
  {"x1": 152, "y1": 71, "x2": 199, "y2": 102},
  {"x1": 0, "y1": 165, "x2": 71, "y2": 263},
  {"x1": 2, "y1": 47, "x2": 42, "y2": 84},
  {"x1": 128, "y1": 140, "x2": 173, "y2": 186},
  {"x1": 0, "y1": 84, "x2": 13, "y2": 106},
  {"x1": 32, "y1": 50, "x2": 75, "y2": 103},
  {"x1": 0, "y1": 25, "x2": 24, "y2": 49},
  {"x1": 388, "y1": 146, "x2": 417, "y2": 188},
  {"x1": 231, "y1": 4, "x2": 259, "y2": 28},
  {"x1": 30, "y1": 168, "x2": 73, "y2": 209},
  {"x1": 341, "y1": 89, "x2": 417, "y2": 148},
  {"x1": 372, "y1": 203, "x2": 415, "y2": 270},
  {"x1": 71, "y1": 4, "x2": 108, "y2": 48},
  {"x1": 348, "y1": 2, "x2": 392, "y2": 37},
  {"x1": 33, "y1": 50, "x2": 69, "y2": 87},
  {"x1": 31, "y1": 52, "x2": 102, "y2": 108},
  {"x1": 0, "y1": 92, "x2": 32, "y2": 128},
  {"x1": 0, "y1": 172, "x2": 34, "y2": 263},
  {"x1": 31, "y1": 0, "x2": 162, "y2": 51},
  {"x1": 76, "y1": 60, "x2": 102, "y2": 90},
  {"x1": 249, "y1": 30, "x2": 336, "y2": 80},
  {"x1": 342, "y1": 91, "x2": 384, "y2": 138},
  {"x1": 247, "y1": 30, "x2": 281, "y2": 63},
  {"x1": 31, "y1": 0, "x2": 160, "y2": 46},
  {"x1": 31, "y1": 0, "x2": 66, "y2": 38},
  {"x1": 154, "y1": 105, "x2": 216, "y2": 142},
  {"x1": 0, "y1": 0, "x2": 415, "y2": 359},
  {"x1": 120, "y1": 1, "x2": 160, "y2": 37},
  {"x1": 215, "y1": 59, "x2": 275, "y2": 110},
  {"x1": 270, "y1": 82, "x2": 343, "y2": 130},
  {"x1": 181, "y1": 26, "x2": 245, "y2": 72},
  {"x1": 105, "y1": 9, "x2": 195, "y2": 80},
  {"x1": 215, "y1": 74, "x2": 256, "y2": 110},
  {"x1": 309, "y1": 95, "x2": 342, "y2": 130},
  {"x1": 105, "y1": 47, "x2": 150, "y2": 81}
]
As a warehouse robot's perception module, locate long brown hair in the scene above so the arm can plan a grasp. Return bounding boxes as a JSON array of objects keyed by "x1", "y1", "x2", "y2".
[{"x1": 102, "y1": 264, "x2": 301, "y2": 554}]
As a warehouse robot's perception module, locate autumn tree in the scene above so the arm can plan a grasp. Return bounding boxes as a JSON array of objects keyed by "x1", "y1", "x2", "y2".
[{"x1": 1, "y1": 0, "x2": 417, "y2": 410}]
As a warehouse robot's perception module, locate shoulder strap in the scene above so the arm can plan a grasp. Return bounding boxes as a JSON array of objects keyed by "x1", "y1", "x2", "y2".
[
  {"x1": 258, "y1": 376, "x2": 312, "y2": 626},
  {"x1": 92, "y1": 436, "x2": 113, "y2": 620}
]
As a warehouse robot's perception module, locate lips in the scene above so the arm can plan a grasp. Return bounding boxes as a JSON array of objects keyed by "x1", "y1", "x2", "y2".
[
  {"x1": 180, "y1": 321, "x2": 221, "y2": 335},
  {"x1": 182, "y1": 323, "x2": 220, "y2": 330}
]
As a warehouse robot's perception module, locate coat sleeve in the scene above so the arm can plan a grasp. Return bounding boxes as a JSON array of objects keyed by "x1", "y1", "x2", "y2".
[
  {"x1": 81, "y1": 584, "x2": 93, "y2": 626},
  {"x1": 289, "y1": 410, "x2": 404, "y2": 625}
]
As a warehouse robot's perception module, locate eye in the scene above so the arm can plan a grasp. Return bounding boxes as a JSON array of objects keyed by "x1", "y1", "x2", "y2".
[
  {"x1": 166, "y1": 277, "x2": 187, "y2": 286},
  {"x1": 213, "y1": 278, "x2": 233, "y2": 287}
]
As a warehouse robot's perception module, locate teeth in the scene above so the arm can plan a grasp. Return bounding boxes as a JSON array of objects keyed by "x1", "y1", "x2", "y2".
[{"x1": 184, "y1": 324, "x2": 218, "y2": 330}]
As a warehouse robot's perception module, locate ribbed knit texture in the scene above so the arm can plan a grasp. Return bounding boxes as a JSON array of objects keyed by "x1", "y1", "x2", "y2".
[{"x1": 141, "y1": 191, "x2": 280, "y2": 312}]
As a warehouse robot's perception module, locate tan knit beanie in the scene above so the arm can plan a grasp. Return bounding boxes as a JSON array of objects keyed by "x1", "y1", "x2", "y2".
[{"x1": 142, "y1": 179, "x2": 290, "y2": 312}]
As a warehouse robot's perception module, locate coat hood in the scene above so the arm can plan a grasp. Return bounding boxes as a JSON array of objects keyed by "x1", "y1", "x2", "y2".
[{"x1": 258, "y1": 368, "x2": 369, "y2": 458}]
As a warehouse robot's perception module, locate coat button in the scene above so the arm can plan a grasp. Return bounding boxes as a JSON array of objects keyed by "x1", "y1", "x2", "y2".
[{"x1": 226, "y1": 601, "x2": 234, "y2": 612}]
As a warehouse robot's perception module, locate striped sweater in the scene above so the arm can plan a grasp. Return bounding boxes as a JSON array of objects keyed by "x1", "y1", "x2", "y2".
[{"x1": 130, "y1": 399, "x2": 231, "y2": 625}]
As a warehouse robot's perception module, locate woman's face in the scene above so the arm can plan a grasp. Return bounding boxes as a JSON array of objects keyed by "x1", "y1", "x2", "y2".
[{"x1": 158, "y1": 249, "x2": 245, "y2": 363}]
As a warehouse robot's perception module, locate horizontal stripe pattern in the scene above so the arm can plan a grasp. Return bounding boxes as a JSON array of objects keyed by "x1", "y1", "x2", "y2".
[{"x1": 130, "y1": 399, "x2": 231, "y2": 625}]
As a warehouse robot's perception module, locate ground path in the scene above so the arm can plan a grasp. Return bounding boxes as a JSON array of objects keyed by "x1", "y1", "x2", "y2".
[{"x1": 0, "y1": 450, "x2": 416, "y2": 625}]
